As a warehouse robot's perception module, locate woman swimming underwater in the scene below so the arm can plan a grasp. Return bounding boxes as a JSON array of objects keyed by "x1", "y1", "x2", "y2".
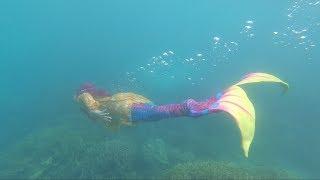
[{"x1": 75, "y1": 72, "x2": 288, "y2": 158}]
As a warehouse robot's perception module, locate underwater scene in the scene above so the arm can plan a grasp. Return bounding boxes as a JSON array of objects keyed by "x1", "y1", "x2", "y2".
[{"x1": 1, "y1": 0, "x2": 320, "y2": 179}]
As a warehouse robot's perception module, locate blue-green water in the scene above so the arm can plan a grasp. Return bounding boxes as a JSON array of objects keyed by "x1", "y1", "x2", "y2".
[{"x1": 1, "y1": 0, "x2": 319, "y2": 179}]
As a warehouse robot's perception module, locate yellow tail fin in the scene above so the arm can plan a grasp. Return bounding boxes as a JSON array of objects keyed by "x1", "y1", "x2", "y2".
[
  {"x1": 214, "y1": 73, "x2": 288, "y2": 157},
  {"x1": 235, "y1": 72, "x2": 289, "y2": 90},
  {"x1": 215, "y1": 85, "x2": 255, "y2": 157}
]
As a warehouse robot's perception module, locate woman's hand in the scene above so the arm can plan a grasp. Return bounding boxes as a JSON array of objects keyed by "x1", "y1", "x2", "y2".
[{"x1": 90, "y1": 109, "x2": 112, "y2": 122}]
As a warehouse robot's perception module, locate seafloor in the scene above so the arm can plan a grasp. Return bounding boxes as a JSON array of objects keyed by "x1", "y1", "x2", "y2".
[{"x1": 0, "y1": 114, "x2": 301, "y2": 179}]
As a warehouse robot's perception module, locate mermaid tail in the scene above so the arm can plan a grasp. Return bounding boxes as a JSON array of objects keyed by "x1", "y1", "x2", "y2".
[
  {"x1": 209, "y1": 85, "x2": 255, "y2": 157},
  {"x1": 235, "y1": 72, "x2": 289, "y2": 90},
  {"x1": 129, "y1": 72, "x2": 288, "y2": 157},
  {"x1": 209, "y1": 72, "x2": 288, "y2": 157}
]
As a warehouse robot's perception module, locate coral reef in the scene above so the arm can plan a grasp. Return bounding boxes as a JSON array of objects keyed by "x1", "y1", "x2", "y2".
[
  {"x1": 0, "y1": 121, "x2": 301, "y2": 179},
  {"x1": 0, "y1": 125, "x2": 138, "y2": 179},
  {"x1": 86, "y1": 139, "x2": 136, "y2": 176},
  {"x1": 168, "y1": 148, "x2": 196, "y2": 164},
  {"x1": 142, "y1": 138, "x2": 169, "y2": 167},
  {"x1": 164, "y1": 161, "x2": 297, "y2": 180}
]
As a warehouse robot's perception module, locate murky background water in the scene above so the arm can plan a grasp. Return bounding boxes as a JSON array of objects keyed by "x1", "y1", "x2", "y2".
[{"x1": 1, "y1": 0, "x2": 319, "y2": 178}]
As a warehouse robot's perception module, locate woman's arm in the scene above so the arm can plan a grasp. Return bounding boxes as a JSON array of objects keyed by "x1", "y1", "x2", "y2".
[{"x1": 76, "y1": 92, "x2": 112, "y2": 121}]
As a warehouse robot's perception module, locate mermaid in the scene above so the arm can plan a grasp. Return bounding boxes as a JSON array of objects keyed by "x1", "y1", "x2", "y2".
[{"x1": 75, "y1": 72, "x2": 289, "y2": 157}]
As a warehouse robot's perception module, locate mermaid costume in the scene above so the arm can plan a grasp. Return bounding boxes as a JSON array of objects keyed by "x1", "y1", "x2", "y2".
[{"x1": 77, "y1": 73, "x2": 289, "y2": 157}]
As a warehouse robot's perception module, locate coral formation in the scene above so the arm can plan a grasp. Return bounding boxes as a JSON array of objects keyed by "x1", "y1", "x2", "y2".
[
  {"x1": 142, "y1": 138, "x2": 169, "y2": 167},
  {"x1": 0, "y1": 125, "x2": 138, "y2": 179},
  {"x1": 164, "y1": 161, "x2": 297, "y2": 179},
  {"x1": 168, "y1": 148, "x2": 196, "y2": 164},
  {"x1": 94, "y1": 139, "x2": 136, "y2": 173},
  {"x1": 0, "y1": 121, "x2": 300, "y2": 179}
]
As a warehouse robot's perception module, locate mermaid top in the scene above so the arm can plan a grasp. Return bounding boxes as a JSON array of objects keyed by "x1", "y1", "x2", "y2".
[
  {"x1": 77, "y1": 92, "x2": 154, "y2": 126},
  {"x1": 99, "y1": 93, "x2": 152, "y2": 122}
]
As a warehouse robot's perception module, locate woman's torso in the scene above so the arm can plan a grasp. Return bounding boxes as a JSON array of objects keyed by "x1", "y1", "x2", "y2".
[{"x1": 98, "y1": 92, "x2": 152, "y2": 124}]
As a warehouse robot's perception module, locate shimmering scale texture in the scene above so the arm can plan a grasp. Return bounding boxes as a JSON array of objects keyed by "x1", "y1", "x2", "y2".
[
  {"x1": 186, "y1": 97, "x2": 217, "y2": 117},
  {"x1": 131, "y1": 96, "x2": 218, "y2": 121},
  {"x1": 131, "y1": 103, "x2": 189, "y2": 121}
]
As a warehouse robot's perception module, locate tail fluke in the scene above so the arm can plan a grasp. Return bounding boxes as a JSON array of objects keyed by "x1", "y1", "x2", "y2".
[
  {"x1": 211, "y1": 85, "x2": 255, "y2": 157},
  {"x1": 235, "y1": 72, "x2": 289, "y2": 91},
  {"x1": 211, "y1": 72, "x2": 288, "y2": 157}
]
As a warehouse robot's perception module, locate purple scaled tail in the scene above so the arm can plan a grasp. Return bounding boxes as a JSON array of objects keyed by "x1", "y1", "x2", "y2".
[
  {"x1": 131, "y1": 103, "x2": 189, "y2": 122},
  {"x1": 131, "y1": 96, "x2": 219, "y2": 122}
]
